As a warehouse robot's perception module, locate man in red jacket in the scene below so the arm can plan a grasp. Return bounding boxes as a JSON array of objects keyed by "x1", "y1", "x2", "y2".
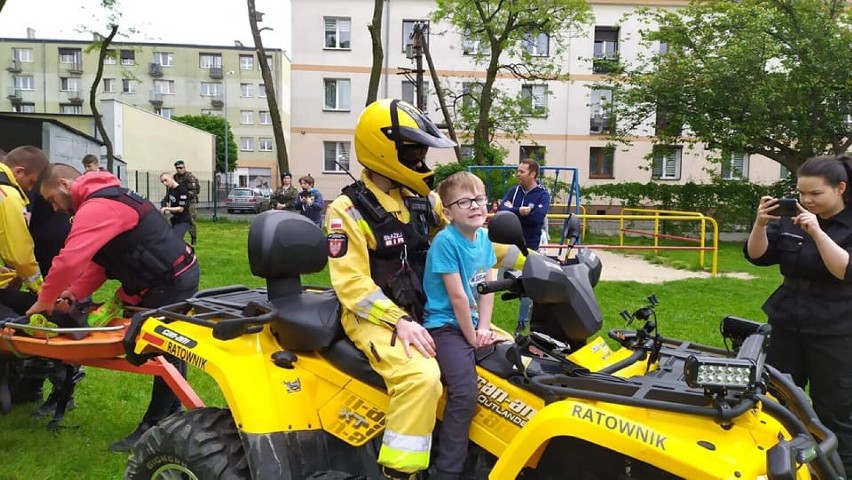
[{"x1": 27, "y1": 163, "x2": 199, "y2": 452}]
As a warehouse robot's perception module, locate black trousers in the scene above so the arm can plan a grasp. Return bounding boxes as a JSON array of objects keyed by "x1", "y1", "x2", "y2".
[
  {"x1": 0, "y1": 288, "x2": 36, "y2": 317},
  {"x1": 766, "y1": 326, "x2": 852, "y2": 476},
  {"x1": 136, "y1": 262, "x2": 199, "y2": 427},
  {"x1": 429, "y1": 326, "x2": 478, "y2": 479}
]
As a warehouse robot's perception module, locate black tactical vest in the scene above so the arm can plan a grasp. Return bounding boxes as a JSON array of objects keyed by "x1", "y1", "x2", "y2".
[
  {"x1": 87, "y1": 186, "x2": 194, "y2": 295},
  {"x1": 342, "y1": 181, "x2": 437, "y2": 320}
]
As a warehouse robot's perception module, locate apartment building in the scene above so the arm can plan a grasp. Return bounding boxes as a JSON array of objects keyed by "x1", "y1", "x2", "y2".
[
  {"x1": 290, "y1": 0, "x2": 786, "y2": 202},
  {"x1": 0, "y1": 31, "x2": 290, "y2": 189}
]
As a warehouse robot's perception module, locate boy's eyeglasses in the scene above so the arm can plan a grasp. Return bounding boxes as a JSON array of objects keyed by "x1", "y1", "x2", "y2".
[{"x1": 447, "y1": 196, "x2": 488, "y2": 209}]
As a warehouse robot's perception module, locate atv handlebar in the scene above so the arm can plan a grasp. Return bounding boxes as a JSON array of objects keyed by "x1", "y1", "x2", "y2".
[{"x1": 476, "y1": 278, "x2": 519, "y2": 295}]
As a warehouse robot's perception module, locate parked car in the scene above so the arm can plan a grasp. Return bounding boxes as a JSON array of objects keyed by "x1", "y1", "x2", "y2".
[{"x1": 226, "y1": 188, "x2": 272, "y2": 214}]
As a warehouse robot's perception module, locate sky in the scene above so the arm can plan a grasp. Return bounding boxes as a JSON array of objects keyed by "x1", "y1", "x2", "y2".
[{"x1": 0, "y1": 0, "x2": 292, "y2": 54}]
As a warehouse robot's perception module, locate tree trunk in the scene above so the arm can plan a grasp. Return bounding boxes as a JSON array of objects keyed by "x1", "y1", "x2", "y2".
[
  {"x1": 0, "y1": 0, "x2": 7, "y2": 15},
  {"x1": 366, "y1": 0, "x2": 385, "y2": 106},
  {"x1": 474, "y1": 53, "x2": 502, "y2": 165},
  {"x1": 422, "y1": 36, "x2": 461, "y2": 162},
  {"x1": 247, "y1": 0, "x2": 289, "y2": 174},
  {"x1": 90, "y1": 24, "x2": 119, "y2": 172}
]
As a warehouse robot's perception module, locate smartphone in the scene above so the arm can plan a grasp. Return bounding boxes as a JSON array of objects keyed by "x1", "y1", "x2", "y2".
[{"x1": 775, "y1": 198, "x2": 799, "y2": 217}]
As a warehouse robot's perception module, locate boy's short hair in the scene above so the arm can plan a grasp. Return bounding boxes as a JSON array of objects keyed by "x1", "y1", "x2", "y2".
[
  {"x1": 82, "y1": 154, "x2": 99, "y2": 167},
  {"x1": 437, "y1": 171, "x2": 485, "y2": 204},
  {"x1": 298, "y1": 174, "x2": 315, "y2": 186}
]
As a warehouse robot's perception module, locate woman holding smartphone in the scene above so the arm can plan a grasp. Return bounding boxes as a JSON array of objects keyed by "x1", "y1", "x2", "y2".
[{"x1": 745, "y1": 155, "x2": 852, "y2": 475}]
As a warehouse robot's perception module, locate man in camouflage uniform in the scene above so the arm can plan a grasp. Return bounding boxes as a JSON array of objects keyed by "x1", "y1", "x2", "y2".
[
  {"x1": 172, "y1": 160, "x2": 200, "y2": 245},
  {"x1": 273, "y1": 171, "x2": 299, "y2": 211}
]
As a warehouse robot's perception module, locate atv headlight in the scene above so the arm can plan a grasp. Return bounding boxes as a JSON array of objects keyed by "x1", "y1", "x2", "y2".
[{"x1": 683, "y1": 356, "x2": 756, "y2": 391}]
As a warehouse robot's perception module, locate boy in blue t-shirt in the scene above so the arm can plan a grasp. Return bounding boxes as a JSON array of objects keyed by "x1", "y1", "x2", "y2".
[{"x1": 422, "y1": 171, "x2": 500, "y2": 480}]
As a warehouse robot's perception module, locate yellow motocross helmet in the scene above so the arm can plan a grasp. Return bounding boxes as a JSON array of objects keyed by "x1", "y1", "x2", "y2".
[{"x1": 354, "y1": 99, "x2": 456, "y2": 196}]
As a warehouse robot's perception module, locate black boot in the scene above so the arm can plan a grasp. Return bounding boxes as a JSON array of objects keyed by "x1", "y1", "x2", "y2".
[{"x1": 108, "y1": 423, "x2": 152, "y2": 452}]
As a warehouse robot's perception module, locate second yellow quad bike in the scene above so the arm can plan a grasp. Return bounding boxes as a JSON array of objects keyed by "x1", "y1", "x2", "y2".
[{"x1": 122, "y1": 211, "x2": 844, "y2": 479}]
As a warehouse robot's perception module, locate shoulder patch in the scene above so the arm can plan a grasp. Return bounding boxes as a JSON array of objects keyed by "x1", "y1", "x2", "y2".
[
  {"x1": 329, "y1": 218, "x2": 343, "y2": 230},
  {"x1": 327, "y1": 232, "x2": 348, "y2": 258}
]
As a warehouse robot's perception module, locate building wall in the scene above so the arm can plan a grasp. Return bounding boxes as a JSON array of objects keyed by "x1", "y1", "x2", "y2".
[
  {"x1": 0, "y1": 37, "x2": 291, "y2": 188},
  {"x1": 290, "y1": 0, "x2": 787, "y2": 202}
]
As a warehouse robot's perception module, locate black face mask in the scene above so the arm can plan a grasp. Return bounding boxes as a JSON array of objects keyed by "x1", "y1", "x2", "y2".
[{"x1": 398, "y1": 144, "x2": 434, "y2": 192}]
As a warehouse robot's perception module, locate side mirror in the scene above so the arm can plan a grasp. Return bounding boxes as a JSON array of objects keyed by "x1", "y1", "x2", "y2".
[{"x1": 487, "y1": 211, "x2": 529, "y2": 257}]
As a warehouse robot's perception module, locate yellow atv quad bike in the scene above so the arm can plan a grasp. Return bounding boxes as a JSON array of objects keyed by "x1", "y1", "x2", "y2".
[{"x1": 122, "y1": 211, "x2": 844, "y2": 480}]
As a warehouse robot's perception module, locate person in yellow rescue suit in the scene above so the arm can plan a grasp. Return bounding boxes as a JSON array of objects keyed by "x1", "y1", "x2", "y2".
[
  {"x1": 325, "y1": 99, "x2": 523, "y2": 480},
  {"x1": 0, "y1": 146, "x2": 48, "y2": 319}
]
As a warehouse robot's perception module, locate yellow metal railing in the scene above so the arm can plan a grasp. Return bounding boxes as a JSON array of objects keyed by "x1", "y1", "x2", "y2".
[{"x1": 541, "y1": 208, "x2": 719, "y2": 276}]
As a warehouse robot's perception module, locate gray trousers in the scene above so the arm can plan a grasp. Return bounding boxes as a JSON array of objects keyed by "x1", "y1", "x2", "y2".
[{"x1": 429, "y1": 326, "x2": 478, "y2": 479}]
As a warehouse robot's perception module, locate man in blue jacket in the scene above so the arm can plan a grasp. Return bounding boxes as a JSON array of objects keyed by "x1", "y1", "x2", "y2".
[{"x1": 498, "y1": 158, "x2": 550, "y2": 330}]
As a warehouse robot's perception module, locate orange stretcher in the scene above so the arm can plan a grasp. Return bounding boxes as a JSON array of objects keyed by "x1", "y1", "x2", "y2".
[{"x1": 0, "y1": 318, "x2": 204, "y2": 415}]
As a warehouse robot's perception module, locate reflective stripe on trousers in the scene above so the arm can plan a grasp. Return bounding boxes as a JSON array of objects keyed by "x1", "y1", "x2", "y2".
[{"x1": 341, "y1": 310, "x2": 442, "y2": 473}]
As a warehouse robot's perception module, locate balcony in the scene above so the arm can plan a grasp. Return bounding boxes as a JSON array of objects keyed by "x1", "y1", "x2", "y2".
[
  {"x1": 210, "y1": 93, "x2": 224, "y2": 108},
  {"x1": 592, "y1": 54, "x2": 619, "y2": 74},
  {"x1": 67, "y1": 61, "x2": 84, "y2": 75},
  {"x1": 209, "y1": 67, "x2": 223, "y2": 79},
  {"x1": 66, "y1": 90, "x2": 84, "y2": 104},
  {"x1": 149, "y1": 92, "x2": 163, "y2": 106},
  {"x1": 6, "y1": 88, "x2": 22, "y2": 103},
  {"x1": 149, "y1": 62, "x2": 163, "y2": 77},
  {"x1": 6, "y1": 59, "x2": 21, "y2": 73}
]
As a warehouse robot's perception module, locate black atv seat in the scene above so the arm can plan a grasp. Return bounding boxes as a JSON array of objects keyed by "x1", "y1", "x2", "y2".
[{"x1": 268, "y1": 291, "x2": 385, "y2": 390}]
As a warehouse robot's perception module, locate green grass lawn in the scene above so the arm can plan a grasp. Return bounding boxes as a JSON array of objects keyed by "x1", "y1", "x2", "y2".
[{"x1": 0, "y1": 218, "x2": 781, "y2": 479}]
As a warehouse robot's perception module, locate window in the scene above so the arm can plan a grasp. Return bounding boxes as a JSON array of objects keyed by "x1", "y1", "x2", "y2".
[
  {"x1": 520, "y1": 84, "x2": 547, "y2": 116},
  {"x1": 240, "y1": 137, "x2": 255, "y2": 151},
  {"x1": 239, "y1": 55, "x2": 254, "y2": 70},
  {"x1": 58, "y1": 48, "x2": 81, "y2": 64},
  {"x1": 590, "y1": 88, "x2": 614, "y2": 134},
  {"x1": 324, "y1": 141, "x2": 350, "y2": 172},
  {"x1": 460, "y1": 144, "x2": 474, "y2": 160},
  {"x1": 13, "y1": 103, "x2": 35, "y2": 113},
  {"x1": 519, "y1": 145, "x2": 546, "y2": 163},
  {"x1": 202, "y1": 109, "x2": 223, "y2": 117},
  {"x1": 259, "y1": 110, "x2": 272, "y2": 125},
  {"x1": 104, "y1": 49, "x2": 117, "y2": 64},
  {"x1": 402, "y1": 80, "x2": 429, "y2": 107},
  {"x1": 120, "y1": 49, "x2": 135, "y2": 66},
  {"x1": 462, "y1": 31, "x2": 483, "y2": 55},
  {"x1": 722, "y1": 153, "x2": 749, "y2": 180},
  {"x1": 153, "y1": 52, "x2": 174, "y2": 67},
  {"x1": 240, "y1": 110, "x2": 254, "y2": 124},
  {"x1": 258, "y1": 84, "x2": 267, "y2": 98},
  {"x1": 60, "y1": 77, "x2": 82, "y2": 92},
  {"x1": 122, "y1": 79, "x2": 136, "y2": 93},
  {"x1": 524, "y1": 32, "x2": 549, "y2": 57},
  {"x1": 651, "y1": 146, "x2": 682, "y2": 180},
  {"x1": 324, "y1": 78, "x2": 351, "y2": 111},
  {"x1": 462, "y1": 82, "x2": 482, "y2": 109},
  {"x1": 199, "y1": 53, "x2": 222, "y2": 69},
  {"x1": 593, "y1": 27, "x2": 619, "y2": 73},
  {"x1": 60, "y1": 104, "x2": 82, "y2": 114},
  {"x1": 201, "y1": 82, "x2": 221, "y2": 96},
  {"x1": 402, "y1": 20, "x2": 429, "y2": 52},
  {"x1": 259, "y1": 137, "x2": 273, "y2": 151},
  {"x1": 155, "y1": 107, "x2": 174, "y2": 119},
  {"x1": 324, "y1": 17, "x2": 351, "y2": 49},
  {"x1": 103, "y1": 78, "x2": 116, "y2": 93},
  {"x1": 240, "y1": 83, "x2": 254, "y2": 97},
  {"x1": 13, "y1": 75, "x2": 34, "y2": 90},
  {"x1": 12, "y1": 48, "x2": 33, "y2": 62},
  {"x1": 154, "y1": 80, "x2": 175, "y2": 94},
  {"x1": 780, "y1": 165, "x2": 792, "y2": 179},
  {"x1": 589, "y1": 147, "x2": 615, "y2": 179}
]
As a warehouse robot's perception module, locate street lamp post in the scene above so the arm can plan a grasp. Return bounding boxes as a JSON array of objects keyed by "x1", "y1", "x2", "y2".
[{"x1": 223, "y1": 70, "x2": 234, "y2": 196}]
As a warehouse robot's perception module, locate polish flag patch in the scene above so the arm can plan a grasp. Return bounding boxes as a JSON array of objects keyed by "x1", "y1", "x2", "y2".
[{"x1": 329, "y1": 218, "x2": 343, "y2": 230}]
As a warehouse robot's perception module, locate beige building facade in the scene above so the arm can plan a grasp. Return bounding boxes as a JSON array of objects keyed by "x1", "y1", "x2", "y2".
[
  {"x1": 0, "y1": 33, "x2": 290, "y2": 189},
  {"x1": 289, "y1": 0, "x2": 787, "y2": 202}
]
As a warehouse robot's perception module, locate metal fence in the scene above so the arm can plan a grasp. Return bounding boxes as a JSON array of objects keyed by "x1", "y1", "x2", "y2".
[{"x1": 126, "y1": 169, "x2": 226, "y2": 205}]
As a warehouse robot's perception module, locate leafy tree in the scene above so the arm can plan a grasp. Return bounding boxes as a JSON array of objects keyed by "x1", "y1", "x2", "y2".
[
  {"x1": 432, "y1": 0, "x2": 592, "y2": 165},
  {"x1": 609, "y1": 0, "x2": 852, "y2": 172},
  {"x1": 173, "y1": 115, "x2": 238, "y2": 174}
]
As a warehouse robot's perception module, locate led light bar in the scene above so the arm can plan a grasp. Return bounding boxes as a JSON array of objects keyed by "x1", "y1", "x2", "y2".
[{"x1": 683, "y1": 356, "x2": 757, "y2": 391}]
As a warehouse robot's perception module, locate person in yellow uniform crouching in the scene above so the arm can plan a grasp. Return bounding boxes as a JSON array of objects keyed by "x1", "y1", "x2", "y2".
[{"x1": 325, "y1": 99, "x2": 457, "y2": 479}]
